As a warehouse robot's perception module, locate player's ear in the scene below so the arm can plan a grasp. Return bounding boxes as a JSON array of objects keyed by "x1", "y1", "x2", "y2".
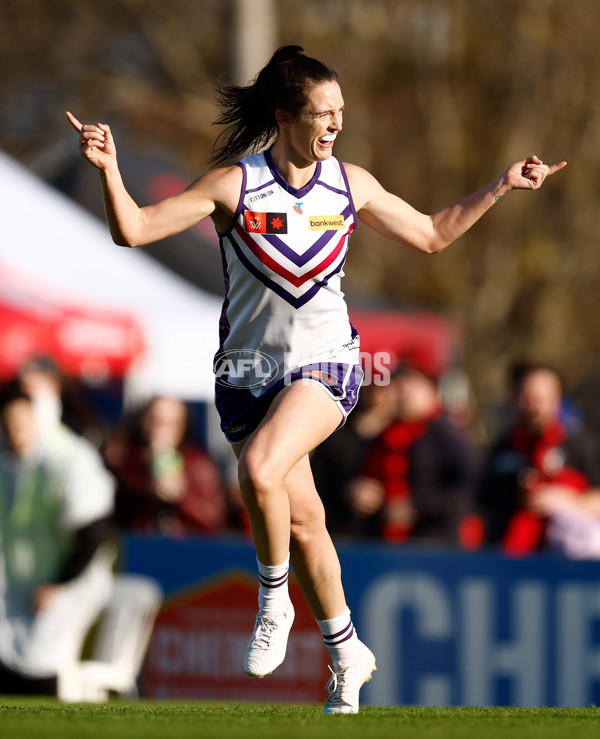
[{"x1": 275, "y1": 108, "x2": 293, "y2": 130}]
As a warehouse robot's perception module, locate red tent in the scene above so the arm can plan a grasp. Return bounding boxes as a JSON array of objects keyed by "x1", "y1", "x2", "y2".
[
  {"x1": 0, "y1": 262, "x2": 144, "y2": 381},
  {"x1": 349, "y1": 309, "x2": 462, "y2": 381}
]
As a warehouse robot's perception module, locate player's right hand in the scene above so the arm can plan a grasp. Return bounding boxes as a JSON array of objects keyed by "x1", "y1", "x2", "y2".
[{"x1": 65, "y1": 111, "x2": 117, "y2": 171}]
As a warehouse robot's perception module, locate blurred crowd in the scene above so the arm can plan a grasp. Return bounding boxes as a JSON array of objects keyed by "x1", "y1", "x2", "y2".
[
  {"x1": 2, "y1": 354, "x2": 600, "y2": 555},
  {"x1": 312, "y1": 360, "x2": 600, "y2": 558},
  {"x1": 3, "y1": 353, "x2": 600, "y2": 694}
]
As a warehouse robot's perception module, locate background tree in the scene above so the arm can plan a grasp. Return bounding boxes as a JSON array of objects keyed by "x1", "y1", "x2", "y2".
[{"x1": 1, "y1": 0, "x2": 597, "y2": 431}]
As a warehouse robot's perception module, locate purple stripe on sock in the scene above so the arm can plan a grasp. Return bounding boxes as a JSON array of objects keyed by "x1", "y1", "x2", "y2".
[
  {"x1": 323, "y1": 620, "x2": 354, "y2": 644},
  {"x1": 260, "y1": 572, "x2": 289, "y2": 582},
  {"x1": 259, "y1": 572, "x2": 289, "y2": 589},
  {"x1": 325, "y1": 627, "x2": 356, "y2": 646}
]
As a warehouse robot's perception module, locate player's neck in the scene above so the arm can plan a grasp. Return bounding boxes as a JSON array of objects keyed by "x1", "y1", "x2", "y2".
[{"x1": 270, "y1": 141, "x2": 317, "y2": 190}]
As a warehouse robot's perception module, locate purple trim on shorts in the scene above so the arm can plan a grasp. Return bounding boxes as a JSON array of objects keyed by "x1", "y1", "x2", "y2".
[{"x1": 215, "y1": 352, "x2": 364, "y2": 444}]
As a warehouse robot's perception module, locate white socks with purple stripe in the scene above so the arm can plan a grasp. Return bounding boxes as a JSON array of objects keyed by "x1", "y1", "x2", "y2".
[
  {"x1": 317, "y1": 608, "x2": 361, "y2": 670},
  {"x1": 257, "y1": 555, "x2": 291, "y2": 615}
]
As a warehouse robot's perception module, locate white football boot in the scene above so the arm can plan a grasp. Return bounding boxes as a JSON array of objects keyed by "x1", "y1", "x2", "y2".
[
  {"x1": 243, "y1": 601, "x2": 295, "y2": 677},
  {"x1": 323, "y1": 641, "x2": 377, "y2": 714}
]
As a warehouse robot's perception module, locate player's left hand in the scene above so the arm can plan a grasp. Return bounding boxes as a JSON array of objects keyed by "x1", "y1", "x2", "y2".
[{"x1": 505, "y1": 155, "x2": 567, "y2": 190}]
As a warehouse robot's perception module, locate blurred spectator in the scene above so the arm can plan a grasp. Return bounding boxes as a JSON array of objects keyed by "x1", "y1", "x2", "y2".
[
  {"x1": 347, "y1": 364, "x2": 482, "y2": 545},
  {"x1": 544, "y1": 493, "x2": 600, "y2": 559},
  {"x1": 18, "y1": 356, "x2": 105, "y2": 448},
  {"x1": 311, "y1": 381, "x2": 399, "y2": 535},
  {"x1": 478, "y1": 363, "x2": 600, "y2": 556},
  {"x1": 0, "y1": 380, "x2": 115, "y2": 696},
  {"x1": 104, "y1": 395, "x2": 231, "y2": 536}
]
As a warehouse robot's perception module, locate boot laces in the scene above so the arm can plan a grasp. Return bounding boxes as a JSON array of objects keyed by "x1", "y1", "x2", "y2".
[
  {"x1": 325, "y1": 664, "x2": 349, "y2": 705},
  {"x1": 251, "y1": 614, "x2": 279, "y2": 649}
]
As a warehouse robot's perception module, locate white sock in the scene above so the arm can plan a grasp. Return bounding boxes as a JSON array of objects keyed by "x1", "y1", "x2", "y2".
[
  {"x1": 257, "y1": 555, "x2": 290, "y2": 615},
  {"x1": 317, "y1": 608, "x2": 361, "y2": 669}
]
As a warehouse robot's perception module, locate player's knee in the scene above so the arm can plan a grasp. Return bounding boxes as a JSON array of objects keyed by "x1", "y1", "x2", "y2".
[
  {"x1": 290, "y1": 504, "x2": 327, "y2": 547},
  {"x1": 237, "y1": 449, "x2": 282, "y2": 503}
]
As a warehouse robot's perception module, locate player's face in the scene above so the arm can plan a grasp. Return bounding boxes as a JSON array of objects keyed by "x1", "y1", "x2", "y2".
[{"x1": 290, "y1": 81, "x2": 344, "y2": 163}]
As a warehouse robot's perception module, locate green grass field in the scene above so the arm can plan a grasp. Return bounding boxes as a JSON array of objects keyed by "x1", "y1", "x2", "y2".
[{"x1": 1, "y1": 700, "x2": 599, "y2": 739}]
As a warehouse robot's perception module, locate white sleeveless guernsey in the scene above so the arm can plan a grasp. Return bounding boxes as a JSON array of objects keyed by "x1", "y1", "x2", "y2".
[{"x1": 215, "y1": 148, "x2": 359, "y2": 394}]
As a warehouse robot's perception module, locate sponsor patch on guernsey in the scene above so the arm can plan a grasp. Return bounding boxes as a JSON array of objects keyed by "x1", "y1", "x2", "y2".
[
  {"x1": 309, "y1": 214, "x2": 345, "y2": 230},
  {"x1": 244, "y1": 211, "x2": 288, "y2": 234}
]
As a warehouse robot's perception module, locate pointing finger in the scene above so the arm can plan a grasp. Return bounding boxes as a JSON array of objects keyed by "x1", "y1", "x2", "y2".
[
  {"x1": 65, "y1": 110, "x2": 83, "y2": 132},
  {"x1": 547, "y1": 161, "x2": 568, "y2": 176}
]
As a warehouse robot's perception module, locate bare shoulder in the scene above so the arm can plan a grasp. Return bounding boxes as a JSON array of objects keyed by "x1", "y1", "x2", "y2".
[
  {"x1": 186, "y1": 164, "x2": 243, "y2": 211},
  {"x1": 342, "y1": 162, "x2": 386, "y2": 210}
]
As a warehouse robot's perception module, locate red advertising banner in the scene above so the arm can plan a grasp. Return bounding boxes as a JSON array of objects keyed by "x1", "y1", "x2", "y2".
[{"x1": 142, "y1": 571, "x2": 330, "y2": 702}]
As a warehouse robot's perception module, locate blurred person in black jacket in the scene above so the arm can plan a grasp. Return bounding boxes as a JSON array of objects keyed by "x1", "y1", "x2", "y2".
[
  {"x1": 311, "y1": 380, "x2": 399, "y2": 535},
  {"x1": 347, "y1": 363, "x2": 482, "y2": 545}
]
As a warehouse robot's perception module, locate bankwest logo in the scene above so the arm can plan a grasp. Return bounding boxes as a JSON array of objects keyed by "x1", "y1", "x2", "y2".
[
  {"x1": 244, "y1": 211, "x2": 288, "y2": 234},
  {"x1": 309, "y1": 215, "x2": 345, "y2": 231}
]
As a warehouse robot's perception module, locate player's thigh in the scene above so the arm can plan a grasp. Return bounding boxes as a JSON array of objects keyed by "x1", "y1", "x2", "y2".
[{"x1": 238, "y1": 381, "x2": 343, "y2": 485}]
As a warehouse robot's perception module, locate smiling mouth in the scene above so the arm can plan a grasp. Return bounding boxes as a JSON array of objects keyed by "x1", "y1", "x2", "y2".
[{"x1": 318, "y1": 134, "x2": 337, "y2": 146}]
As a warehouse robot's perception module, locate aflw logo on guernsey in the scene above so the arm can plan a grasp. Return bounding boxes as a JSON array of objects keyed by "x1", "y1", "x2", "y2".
[
  {"x1": 309, "y1": 215, "x2": 345, "y2": 230},
  {"x1": 244, "y1": 211, "x2": 288, "y2": 234}
]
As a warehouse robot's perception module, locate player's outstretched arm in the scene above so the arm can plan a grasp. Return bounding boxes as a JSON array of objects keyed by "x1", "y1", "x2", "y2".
[
  {"x1": 66, "y1": 111, "x2": 145, "y2": 246},
  {"x1": 65, "y1": 111, "x2": 224, "y2": 247},
  {"x1": 504, "y1": 155, "x2": 567, "y2": 191},
  {"x1": 346, "y1": 156, "x2": 567, "y2": 254}
]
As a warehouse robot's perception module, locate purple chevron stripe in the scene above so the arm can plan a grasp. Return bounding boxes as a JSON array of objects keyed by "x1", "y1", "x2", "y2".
[
  {"x1": 234, "y1": 221, "x2": 351, "y2": 288},
  {"x1": 224, "y1": 233, "x2": 348, "y2": 308},
  {"x1": 237, "y1": 204, "x2": 354, "y2": 268}
]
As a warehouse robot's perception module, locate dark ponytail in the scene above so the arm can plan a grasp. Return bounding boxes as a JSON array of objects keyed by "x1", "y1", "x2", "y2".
[{"x1": 208, "y1": 45, "x2": 338, "y2": 166}]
